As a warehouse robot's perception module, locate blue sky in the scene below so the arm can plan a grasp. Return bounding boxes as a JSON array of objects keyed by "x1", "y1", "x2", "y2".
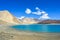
[{"x1": 0, "y1": 0, "x2": 60, "y2": 19}]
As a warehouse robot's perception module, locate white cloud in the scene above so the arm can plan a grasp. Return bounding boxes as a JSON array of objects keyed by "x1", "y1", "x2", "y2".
[
  {"x1": 25, "y1": 8, "x2": 31, "y2": 14},
  {"x1": 32, "y1": 7, "x2": 42, "y2": 15},
  {"x1": 33, "y1": 7, "x2": 50, "y2": 19},
  {"x1": 32, "y1": 7, "x2": 46, "y2": 15},
  {"x1": 32, "y1": 11, "x2": 42, "y2": 15},
  {"x1": 39, "y1": 13, "x2": 50, "y2": 19},
  {"x1": 19, "y1": 16, "x2": 25, "y2": 19},
  {"x1": 35, "y1": 7, "x2": 40, "y2": 10},
  {"x1": 41, "y1": 11, "x2": 46, "y2": 14},
  {"x1": 25, "y1": 7, "x2": 51, "y2": 19}
]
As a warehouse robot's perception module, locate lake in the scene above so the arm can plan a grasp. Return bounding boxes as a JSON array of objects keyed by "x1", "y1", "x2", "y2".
[{"x1": 11, "y1": 24, "x2": 60, "y2": 33}]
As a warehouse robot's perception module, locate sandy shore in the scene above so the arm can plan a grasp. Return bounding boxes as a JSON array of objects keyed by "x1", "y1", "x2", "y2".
[{"x1": 0, "y1": 25, "x2": 60, "y2": 40}]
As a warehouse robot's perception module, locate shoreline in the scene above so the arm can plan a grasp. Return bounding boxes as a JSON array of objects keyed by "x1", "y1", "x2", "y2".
[
  {"x1": 14, "y1": 24, "x2": 60, "y2": 25},
  {"x1": 0, "y1": 25, "x2": 60, "y2": 40}
]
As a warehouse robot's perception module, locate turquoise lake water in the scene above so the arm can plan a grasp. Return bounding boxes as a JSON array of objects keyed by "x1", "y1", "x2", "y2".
[{"x1": 12, "y1": 24, "x2": 60, "y2": 32}]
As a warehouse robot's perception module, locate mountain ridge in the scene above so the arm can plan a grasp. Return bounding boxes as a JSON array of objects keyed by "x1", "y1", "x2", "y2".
[
  {"x1": 37, "y1": 20, "x2": 60, "y2": 24},
  {"x1": 0, "y1": 10, "x2": 22, "y2": 25}
]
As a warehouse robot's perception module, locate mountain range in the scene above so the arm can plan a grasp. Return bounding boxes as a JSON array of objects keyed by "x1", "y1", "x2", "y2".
[
  {"x1": 0, "y1": 10, "x2": 60, "y2": 25},
  {"x1": 37, "y1": 20, "x2": 60, "y2": 24},
  {"x1": 0, "y1": 10, "x2": 38, "y2": 25}
]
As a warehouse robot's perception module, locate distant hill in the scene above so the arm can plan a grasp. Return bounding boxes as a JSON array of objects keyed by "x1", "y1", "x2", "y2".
[
  {"x1": 37, "y1": 20, "x2": 60, "y2": 24},
  {"x1": 0, "y1": 10, "x2": 22, "y2": 25},
  {"x1": 19, "y1": 17, "x2": 38, "y2": 24}
]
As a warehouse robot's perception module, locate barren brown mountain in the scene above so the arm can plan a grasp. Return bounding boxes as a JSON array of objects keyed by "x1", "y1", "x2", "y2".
[
  {"x1": 0, "y1": 10, "x2": 22, "y2": 24},
  {"x1": 38, "y1": 20, "x2": 60, "y2": 24}
]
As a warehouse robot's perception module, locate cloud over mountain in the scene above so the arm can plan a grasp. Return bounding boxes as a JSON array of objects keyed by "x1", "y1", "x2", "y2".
[
  {"x1": 18, "y1": 16, "x2": 25, "y2": 19},
  {"x1": 25, "y1": 7, "x2": 50, "y2": 19},
  {"x1": 39, "y1": 13, "x2": 50, "y2": 19}
]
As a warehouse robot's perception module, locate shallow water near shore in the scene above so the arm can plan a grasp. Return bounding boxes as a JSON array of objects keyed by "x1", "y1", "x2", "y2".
[
  {"x1": 0, "y1": 24, "x2": 60, "y2": 40},
  {"x1": 11, "y1": 24, "x2": 60, "y2": 33}
]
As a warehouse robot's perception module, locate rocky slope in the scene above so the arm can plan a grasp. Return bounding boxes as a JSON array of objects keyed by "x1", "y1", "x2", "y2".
[
  {"x1": 19, "y1": 18, "x2": 38, "y2": 24},
  {"x1": 0, "y1": 10, "x2": 22, "y2": 25}
]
